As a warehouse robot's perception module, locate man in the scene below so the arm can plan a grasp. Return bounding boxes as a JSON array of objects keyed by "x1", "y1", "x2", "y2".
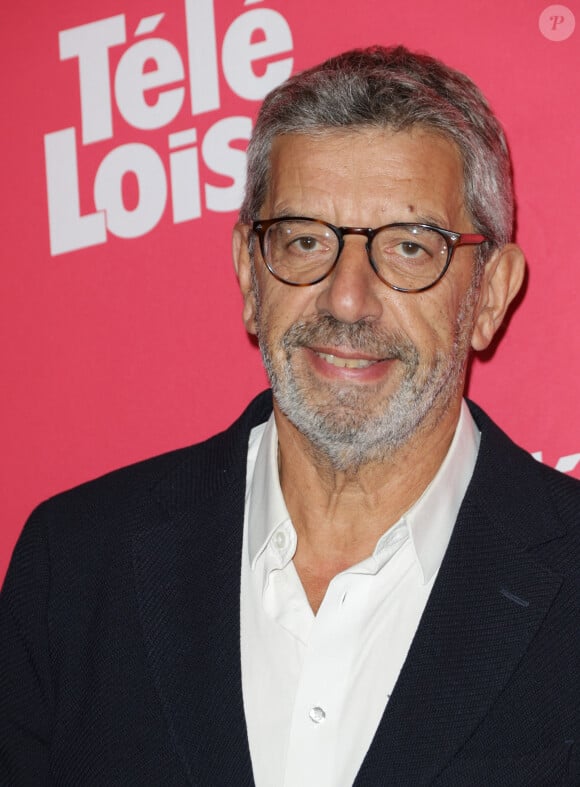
[{"x1": 1, "y1": 46, "x2": 579, "y2": 786}]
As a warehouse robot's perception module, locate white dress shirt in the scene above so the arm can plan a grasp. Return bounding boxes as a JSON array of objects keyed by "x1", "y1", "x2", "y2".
[{"x1": 240, "y1": 400, "x2": 480, "y2": 787}]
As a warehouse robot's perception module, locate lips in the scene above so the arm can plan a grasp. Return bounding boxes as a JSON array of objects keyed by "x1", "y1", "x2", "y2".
[{"x1": 315, "y1": 351, "x2": 378, "y2": 369}]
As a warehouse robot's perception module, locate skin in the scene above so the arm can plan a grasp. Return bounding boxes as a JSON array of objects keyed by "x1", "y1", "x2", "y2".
[{"x1": 233, "y1": 128, "x2": 525, "y2": 612}]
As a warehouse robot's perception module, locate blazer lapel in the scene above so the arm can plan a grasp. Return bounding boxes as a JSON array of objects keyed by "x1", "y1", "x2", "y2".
[
  {"x1": 355, "y1": 497, "x2": 563, "y2": 785},
  {"x1": 133, "y1": 506, "x2": 254, "y2": 785},
  {"x1": 355, "y1": 405, "x2": 566, "y2": 785},
  {"x1": 131, "y1": 398, "x2": 273, "y2": 786}
]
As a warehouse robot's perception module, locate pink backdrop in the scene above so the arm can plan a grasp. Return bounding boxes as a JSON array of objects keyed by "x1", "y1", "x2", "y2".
[{"x1": 1, "y1": 0, "x2": 579, "y2": 583}]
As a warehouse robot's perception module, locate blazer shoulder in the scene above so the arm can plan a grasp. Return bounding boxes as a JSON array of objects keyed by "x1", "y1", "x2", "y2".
[
  {"x1": 467, "y1": 399, "x2": 580, "y2": 551},
  {"x1": 469, "y1": 400, "x2": 580, "y2": 487},
  {"x1": 15, "y1": 390, "x2": 274, "y2": 555}
]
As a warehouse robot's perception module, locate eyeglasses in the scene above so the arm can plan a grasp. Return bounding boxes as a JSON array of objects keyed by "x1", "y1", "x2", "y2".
[{"x1": 252, "y1": 217, "x2": 491, "y2": 293}]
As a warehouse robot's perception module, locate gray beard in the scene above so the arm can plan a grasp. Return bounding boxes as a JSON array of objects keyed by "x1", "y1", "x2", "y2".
[{"x1": 254, "y1": 282, "x2": 477, "y2": 472}]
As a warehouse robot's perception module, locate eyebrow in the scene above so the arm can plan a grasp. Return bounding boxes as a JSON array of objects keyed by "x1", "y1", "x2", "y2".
[
  {"x1": 411, "y1": 213, "x2": 451, "y2": 229},
  {"x1": 269, "y1": 207, "x2": 305, "y2": 219}
]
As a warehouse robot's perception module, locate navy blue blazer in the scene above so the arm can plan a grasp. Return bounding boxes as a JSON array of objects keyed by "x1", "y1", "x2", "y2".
[{"x1": 1, "y1": 391, "x2": 580, "y2": 786}]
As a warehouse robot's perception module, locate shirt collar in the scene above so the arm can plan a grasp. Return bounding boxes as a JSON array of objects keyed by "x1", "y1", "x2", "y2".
[
  {"x1": 246, "y1": 399, "x2": 480, "y2": 583},
  {"x1": 246, "y1": 414, "x2": 289, "y2": 568},
  {"x1": 402, "y1": 399, "x2": 480, "y2": 583}
]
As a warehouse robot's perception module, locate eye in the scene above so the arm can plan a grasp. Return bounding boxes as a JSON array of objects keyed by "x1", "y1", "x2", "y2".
[
  {"x1": 381, "y1": 238, "x2": 433, "y2": 262},
  {"x1": 375, "y1": 226, "x2": 442, "y2": 263},
  {"x1": 282, "y1": 223, "x2": 335, "y2": 257},
  {"x1": 397, "y1": 241, "x2": 428, "y2": 258},
  {"x1": 291, "y1": 235, "x2": 322, "y2": 252}
]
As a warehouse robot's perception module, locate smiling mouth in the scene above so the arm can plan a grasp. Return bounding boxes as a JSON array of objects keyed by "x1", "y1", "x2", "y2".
[{"x1": 315, "y1": 351, "x2": 381, "y2": 369}]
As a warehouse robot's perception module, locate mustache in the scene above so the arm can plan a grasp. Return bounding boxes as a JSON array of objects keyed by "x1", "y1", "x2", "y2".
[{"x1": 280, "y1": 315, "x2": 419, "y2": 363}]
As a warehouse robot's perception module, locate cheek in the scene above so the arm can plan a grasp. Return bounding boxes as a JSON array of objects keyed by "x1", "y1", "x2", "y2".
[
  {"x1": 258, "y1": 282, "x2": 318, "y2": 337},
  {"x1": 398, "y1": 294, "x2": 464, "y2": 357}
]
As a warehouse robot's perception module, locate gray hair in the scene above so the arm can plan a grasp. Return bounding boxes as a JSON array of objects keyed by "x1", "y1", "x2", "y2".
[{"x1": 239, "y1": 46, "x2": 514, "y2": 259}]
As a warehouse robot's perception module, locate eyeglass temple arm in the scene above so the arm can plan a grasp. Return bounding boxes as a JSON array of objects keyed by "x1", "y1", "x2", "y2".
[{"x1": 455, "y1": 233, "x2": 490, "y2": 246}]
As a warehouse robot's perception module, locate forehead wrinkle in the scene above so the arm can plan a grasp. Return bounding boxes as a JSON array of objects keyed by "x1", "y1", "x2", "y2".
[
  {"x1": 265, "y1": 128, "x2": 469, "y2": 230},
  {"x1": 268, "y1": 131, "x2": 383, "y2": 217}
]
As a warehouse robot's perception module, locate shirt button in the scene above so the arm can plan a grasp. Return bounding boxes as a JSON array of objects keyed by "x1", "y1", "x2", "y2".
[
  {"x1": 273, "y1": 531, "x2": 287, "y2": 550},
  {"x1": 309, "y1": 706, "x2": 326, "y2": 724}
]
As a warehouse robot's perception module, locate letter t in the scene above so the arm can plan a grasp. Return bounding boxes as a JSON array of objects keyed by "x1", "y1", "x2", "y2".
[{"x1": 59, "y1": 15, "x2": 126, "y2": 144}]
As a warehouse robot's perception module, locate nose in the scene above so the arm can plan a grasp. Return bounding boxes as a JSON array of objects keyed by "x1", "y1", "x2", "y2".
[{"x1": 315, "y1": 236, "x2": 383, "y2": 324}]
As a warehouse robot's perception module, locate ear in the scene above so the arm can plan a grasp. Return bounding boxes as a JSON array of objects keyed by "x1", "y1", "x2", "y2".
[
  {"x1": 232, "y1": 223, "x2": 258, "y2": 336},
  {"x1": 471, "y1": 243, "x2": 526, "y2": 351}
]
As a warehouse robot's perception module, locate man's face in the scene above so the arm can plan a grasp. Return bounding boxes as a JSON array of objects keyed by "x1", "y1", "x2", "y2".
[{"x1": 235, "y1": 128, "x2": 493, "y2": 470}]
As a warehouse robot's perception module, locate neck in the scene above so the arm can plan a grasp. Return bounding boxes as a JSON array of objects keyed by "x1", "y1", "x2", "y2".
[{"x1": 274, "y1": 398, "x2": 463, "y2": 611}]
